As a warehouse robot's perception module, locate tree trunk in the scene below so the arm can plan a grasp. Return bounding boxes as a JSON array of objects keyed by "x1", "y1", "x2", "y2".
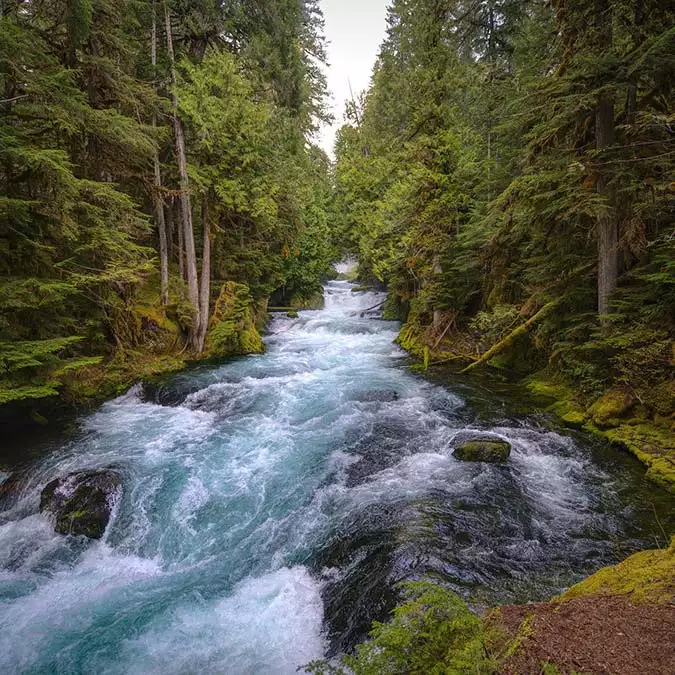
[
  {"x1": 595, "y1": 0, "x2": 617, "y2": 320},
  {"x1": 625, "y1": 0, "x2": 642, "y2": 126},
  {"x1": 164, "y1": 0, "x2": 200, "y2": 346},
  {"x1": 175, "y1": 199, "x2": 185, "y2": 281},
  {"x1": 152, "y1": 1, "x2": 169, "y2": 306},
  {"x1": 196, "y1": 196, "x2": 211, "y2": 353},
  {"x1": 432, "y1": 256, "x2": 443, "y2": 330}
]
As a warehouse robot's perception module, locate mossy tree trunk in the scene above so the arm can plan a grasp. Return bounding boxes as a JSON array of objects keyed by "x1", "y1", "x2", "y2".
[
  {"x1": 164, "y1": 0, "x2": 200, "y2": 347},
  {"x1": 152, "y1": 0, "x2": 169, "y2": 307},
  {"x1": 595, "y1": 0, "x2": 617, "y2": 321},
  {"x1": 196, "y1": 195, "x2": 211, "y2": 353}
]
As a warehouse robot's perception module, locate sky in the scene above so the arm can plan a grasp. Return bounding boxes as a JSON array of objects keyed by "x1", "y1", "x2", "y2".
[{"x1": 317, "y1": 0, "x2": 390, "y2": 158}]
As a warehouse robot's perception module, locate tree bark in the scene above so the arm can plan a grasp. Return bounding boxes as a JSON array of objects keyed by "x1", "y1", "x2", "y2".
[
  {"x1": 460, "y1": 301, "x2": 559, "y2": 373},
  {"x1": 164, "y1": 0, "x2": 200, "y2": 346},
  {"x1": 196, "y1": 196, "x2": 211, "y2": 353},
  {"x1": 625, "y1": 0, "x2": 642, "y2": 126},
  {"x1": 152, "y1": 1, "x2": 169, "y2": 306},
  {"x1": 595, "y1": 0, "x2": 617, "y2": 320},
  {"x1": 432, "y1": 256, "x2": 443, "y2": 330}
]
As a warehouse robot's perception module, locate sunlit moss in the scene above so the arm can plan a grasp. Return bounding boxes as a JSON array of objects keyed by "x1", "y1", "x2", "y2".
[
  {"x1": 588, "y1": 388, "x2": 635, "y2": 427},
  {"x1": 559, "y1": 538, "x2": 675, "y2": 604}
]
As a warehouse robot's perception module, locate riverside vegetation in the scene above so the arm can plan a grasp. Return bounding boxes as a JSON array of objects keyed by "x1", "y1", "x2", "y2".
[
  {"x1": 1, "y1": 0, "x2": 336, "y2": 425},
  {"x1": 1, "y1": 0, "x2": 674, "y2": 673},
  {"x1": 332, "y1": 0, "x2": 675, "y2": 495}
]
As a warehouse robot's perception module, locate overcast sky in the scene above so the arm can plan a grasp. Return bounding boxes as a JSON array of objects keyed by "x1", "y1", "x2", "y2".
[{"x1": 317, "y1": 0, "x2": 390, "y2": 158}]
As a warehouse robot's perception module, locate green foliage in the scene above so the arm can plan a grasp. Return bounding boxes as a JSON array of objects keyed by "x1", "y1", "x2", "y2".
[
  {"x1": 0, "y1": 0, "x2": 333, "y2": 417},
  {"x1": 332, "y1": 0, "x2": 675, "y2": 419},
  {"x1": 305, "y1": 581, "x2": 494, "y2": 675},
  {"x1": 207, "y1": 282, "x2": 264, "y2": 358}
]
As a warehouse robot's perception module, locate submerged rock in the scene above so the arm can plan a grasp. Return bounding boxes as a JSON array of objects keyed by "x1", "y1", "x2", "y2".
[
  {"x1": 40, "y1": 470, "x2": 121, "y2": 538},
  {"x1": 357, "y1": 391, "x2": 400, "y2": 403},
  {"x1": 452, "y1": 434, "x2": 511, "y2": 463}
]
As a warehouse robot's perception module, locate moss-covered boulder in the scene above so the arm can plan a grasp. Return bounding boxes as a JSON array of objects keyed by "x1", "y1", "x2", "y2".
[
  {"x1": 206, "y1": 282, "x2": 265, "y2": 358},
  {"x1": 40, "y1": 470, "x2": 122, "y2": 538},
  {"x1": 452, "y1": 435, "x2": 511, "y2": 463},
  {"x1": 588, "y1": 388, "x2": 636, "y2": 427}
]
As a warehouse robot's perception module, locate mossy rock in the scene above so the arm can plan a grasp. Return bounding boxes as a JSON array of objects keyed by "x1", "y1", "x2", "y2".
[
  {"x1": 559, "y1": 537, "x2": 675, "y2": 605},
  {"x1": 40, "y1": 470, "x2": 122, "y2": 539},
  {"x1": 287, "y1": 310, "x2": 299, "y2": 319},
  {"x1": 601, "y1": 422, "x2": 675, "y2": 493},
  {"x1": 453, "y1": 439, "x2": 511, "y2": 463},
  {"x1": 549, "y1": 399, "x2": 588, "y2": 427},
  {"x1": 206, "y1": 281, "x2": 265, "y2": 358},
  {"x1": 588, "y1": 388, "x2": 635, "y2": 428},
  {"x1": 290, "y1": 292, "x2": 325, "y2": 310}
]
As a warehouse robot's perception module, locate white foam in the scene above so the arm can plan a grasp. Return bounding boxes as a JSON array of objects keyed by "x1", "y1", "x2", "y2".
[
  {"x1": 120, "y1": 566, "x2": 325, "y2": 675},
  {"x1": 0, "y1": 546, "x2": 163, "y2": 672}
]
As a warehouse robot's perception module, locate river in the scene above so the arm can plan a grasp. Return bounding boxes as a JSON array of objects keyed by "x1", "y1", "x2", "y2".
[{"x1": 1, "y1": 281, "x2": 673, "y2": 673}]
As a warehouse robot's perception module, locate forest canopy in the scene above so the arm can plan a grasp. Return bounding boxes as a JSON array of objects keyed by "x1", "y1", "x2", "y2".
[
  {"x1": 333, "y1": 0, "x2": 674, "y2": 415},
  {"x1": 0, "y1": 0, "x2": 337, "y2": 410}
]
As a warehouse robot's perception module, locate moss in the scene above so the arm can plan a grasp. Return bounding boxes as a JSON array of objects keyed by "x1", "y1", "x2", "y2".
[
  {"x1": 524, "y1": 373, "x2": 588, "y2": 425},
  {"x1": 395, "y1": 320, "x2": 427, "y2": 359},
  {"x1": 290, "y1": 292, "x2": 324, "y2": 310},
  {"x1": 453, "y1": 440, "x2": 511, "y2": 463},
  {"x1": 588, "y1": 388, "x2": 635, "y2": 428},
  {"x1": 62, "y1": 352, "x2": 186, "y2": 404},
  {"x1": 206, "y1": 281, "x2": 265, "y2": 358},
  {"x1": 602, "y1": 423, "x2": 675, "y2": 493},
  {"x1": 549, "y1": 399, "x2": 587, "y2": 426},
  {"x1": 287, "y1": 310, "x2": 299, "y2": 318},
  {"x1": 559, "y1": 538, "x2": 675, "y2": 605},
  {"x1": 524, "y1": 373, "x2": 577, "y2": 401}
]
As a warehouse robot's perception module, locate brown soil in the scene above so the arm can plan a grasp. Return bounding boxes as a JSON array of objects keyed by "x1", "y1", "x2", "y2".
[{"x1": 493, "y1": 595, "x2": 675, "y2": 674}]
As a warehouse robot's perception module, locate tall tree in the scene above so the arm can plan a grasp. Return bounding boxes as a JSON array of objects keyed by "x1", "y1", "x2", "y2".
[{"x1": 164, "y1": 0, "x2": 200, "y2": 348}]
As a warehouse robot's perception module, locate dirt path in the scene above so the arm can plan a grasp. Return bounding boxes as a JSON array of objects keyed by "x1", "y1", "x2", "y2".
[{"x1": 494, "y1": 595, "x2": 675, "y2": 674}]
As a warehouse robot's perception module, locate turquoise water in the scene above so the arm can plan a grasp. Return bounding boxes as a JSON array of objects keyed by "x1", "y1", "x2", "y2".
[{"x1": 0, "y1": 281, "x2": 673, "y2": 673}]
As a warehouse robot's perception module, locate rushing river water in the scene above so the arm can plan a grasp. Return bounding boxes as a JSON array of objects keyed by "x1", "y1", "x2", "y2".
[{"x1": 1, "y1": 281, "x2": 674, "y2": 674}]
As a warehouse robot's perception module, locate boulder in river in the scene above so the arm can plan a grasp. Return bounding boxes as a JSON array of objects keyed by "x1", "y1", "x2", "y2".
[
  {"x1": 40, "y1": 470, "x2": 122, "y2": 538},
  {"x1": 452, "y1": 434, "x2": 511, "y2": 463},
  {"x1": 357, "y1": 391, "x2": 400, "y2": 403}
]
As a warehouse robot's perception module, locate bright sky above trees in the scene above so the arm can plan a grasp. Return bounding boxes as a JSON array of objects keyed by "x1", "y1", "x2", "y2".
[{"x1": 318, "y1": 0, "x2": 389, "y2": 157}]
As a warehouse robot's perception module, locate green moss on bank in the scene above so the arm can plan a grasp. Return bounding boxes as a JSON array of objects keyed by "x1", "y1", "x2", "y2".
[
  {"x1": 395, "y1": 316, "x2": 675, "y2": 492},
  {"x1": 559, "y1": 538, "x2": 675, "y2": 605},
  {"x1": 521, "y1": 371, "x2": 675, "y2": 492},
  {"x1": 602, "y1": 423, "x2": 675, "y2": 494},
  {"x1": 206, "y1": 281, "x2": 265, "y2": 358},
  {"x1": 62, "y1": 352, "x2": 187, "y2": 404}
]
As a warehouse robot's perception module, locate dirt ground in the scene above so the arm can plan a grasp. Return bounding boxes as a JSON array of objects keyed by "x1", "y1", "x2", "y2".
[{"x1": 493, "y1": 595, "x2": 675, "y2": 674}]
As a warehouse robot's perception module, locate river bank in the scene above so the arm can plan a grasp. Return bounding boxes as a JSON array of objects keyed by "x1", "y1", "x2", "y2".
[
  {"x1": 391, "y1": 314, "x2": 675, "y2": 495},
  {"x1": 1, "y1": 281, "x2": 673, "y2": 673}
]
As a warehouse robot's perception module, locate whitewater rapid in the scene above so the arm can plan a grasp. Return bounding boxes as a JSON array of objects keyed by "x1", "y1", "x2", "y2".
[{"x1": 1, "y1": 281, "x2": 673, "y2": 673}]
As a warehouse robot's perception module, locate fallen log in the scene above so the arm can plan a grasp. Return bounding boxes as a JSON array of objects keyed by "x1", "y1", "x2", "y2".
[{"x1": 460, "y1": 300, "x2": 559, "y2": 374}]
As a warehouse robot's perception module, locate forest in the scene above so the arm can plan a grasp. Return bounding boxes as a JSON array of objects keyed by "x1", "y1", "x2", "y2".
[
  {"x1": 0, "y1": 1, "x2": 674, "y2": 673},
  {"x1": 333, "y1": 0, "x2": 674, "y2": 489},
  {"x1": 1, "y1": 0, "x2": 336, "y2": 419}
]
